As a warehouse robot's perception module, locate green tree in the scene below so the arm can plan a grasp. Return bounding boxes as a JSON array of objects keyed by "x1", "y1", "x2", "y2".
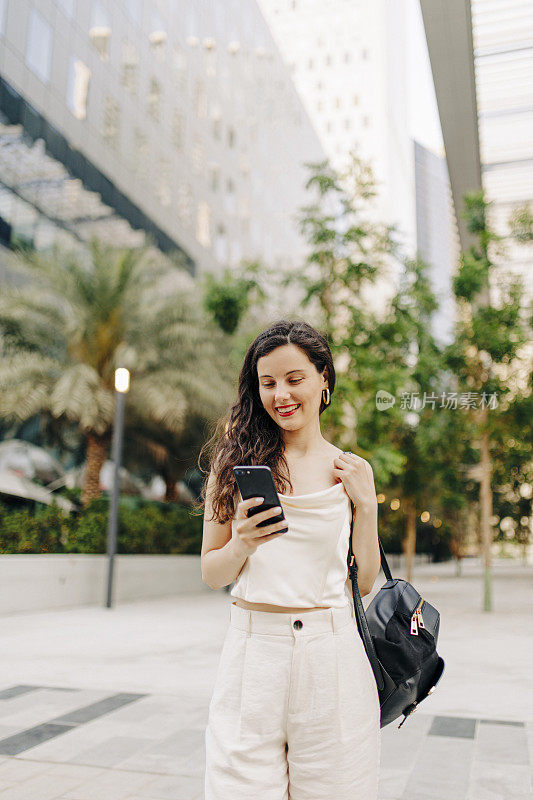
[
  {"x1": 0, "y1": 239, "x2": 231, "y2": 505},
  {"x1": 354, "y1": 256, "x2": 449, "y2": 581},
  {"x1": 508, "y1": 203, "x2": 533, "y2": 243},
  {"x1": 286, "y1": 154, "x2": 454, "y2": 577},
  {"x1": 201, "y1": 260, "x2": 266, "y2": 335},
  {"x1": 443, "y1": 190, "x2": 531, "y2": 610}
]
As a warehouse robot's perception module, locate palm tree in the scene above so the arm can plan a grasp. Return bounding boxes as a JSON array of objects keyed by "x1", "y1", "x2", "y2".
[{"x1": 0, "y1": 238, "x2": 231, "y2": 505}]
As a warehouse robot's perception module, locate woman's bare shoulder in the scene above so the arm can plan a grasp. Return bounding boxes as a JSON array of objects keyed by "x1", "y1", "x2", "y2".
[{"x1": 327, "y1": 443, "x2": 345, "y2": 458}]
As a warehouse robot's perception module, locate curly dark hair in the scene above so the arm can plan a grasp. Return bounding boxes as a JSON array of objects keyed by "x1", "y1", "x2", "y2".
[{"x1": 195, "y1": 318, "x2": 336, "y2": 524}]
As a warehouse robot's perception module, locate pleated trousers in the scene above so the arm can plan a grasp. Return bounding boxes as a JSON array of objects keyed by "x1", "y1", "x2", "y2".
[{"x1": 205, "y1": 600, "x2": 381, "y2": 800}]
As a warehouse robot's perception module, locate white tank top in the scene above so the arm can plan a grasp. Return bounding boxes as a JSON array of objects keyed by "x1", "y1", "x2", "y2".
[{"x1": 230, "y1": 481, "x2": 353, "y2": 608}]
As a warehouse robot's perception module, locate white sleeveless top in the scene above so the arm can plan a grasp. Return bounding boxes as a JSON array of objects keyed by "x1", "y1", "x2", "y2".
[{"x1": 230, "y1": 481, "x2": 353, "y2": 608}]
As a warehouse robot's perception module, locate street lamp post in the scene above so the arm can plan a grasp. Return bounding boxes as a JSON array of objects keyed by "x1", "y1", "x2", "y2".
[{"x1": 105, "y1": 368, "x2": 130, "y2": 609}]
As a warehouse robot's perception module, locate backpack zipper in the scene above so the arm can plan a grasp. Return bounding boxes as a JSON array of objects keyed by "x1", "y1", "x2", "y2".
[{"x1": 410, "y1": 597, "x2": 424, "y2": 635}]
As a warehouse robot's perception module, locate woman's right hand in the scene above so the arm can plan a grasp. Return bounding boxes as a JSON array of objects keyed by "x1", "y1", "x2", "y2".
[{"x1": 232, "y1": 497, "x2": 288, "y2": 556}]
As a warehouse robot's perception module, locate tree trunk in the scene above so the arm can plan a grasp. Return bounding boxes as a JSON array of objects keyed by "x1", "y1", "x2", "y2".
[
  {"x1": 479, "y1": 408, "x2": 493, "y2": 611},
  {"x1": 82, "y1": 432, "x2": 110, "y2": 506},
  {"x1": 164, "y1": 474, "x2": 179, "y2": 503},
  {"x1": 403, "y1": 498, "x2": 417, "y2": 583}
]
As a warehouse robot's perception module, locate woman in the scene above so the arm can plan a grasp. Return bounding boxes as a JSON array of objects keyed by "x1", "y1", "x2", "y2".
[{"x1": 200, "y1": 319, "x2": 382, "y2": 800}]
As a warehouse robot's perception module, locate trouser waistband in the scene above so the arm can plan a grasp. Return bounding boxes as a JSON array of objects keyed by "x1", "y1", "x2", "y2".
[{"x1": 229, "y1": 600, "x2": 354, "y2": 636}]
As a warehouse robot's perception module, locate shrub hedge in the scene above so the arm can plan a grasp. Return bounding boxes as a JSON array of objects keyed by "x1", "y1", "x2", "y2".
[{"x1": 0, "y1": 497, "x2": 204, "y2": 555}]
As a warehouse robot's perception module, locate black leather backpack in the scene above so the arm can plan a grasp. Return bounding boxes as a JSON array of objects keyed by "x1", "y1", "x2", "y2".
[{"x1": 347, "y1": 504, "x2": 445, "y2": 729}]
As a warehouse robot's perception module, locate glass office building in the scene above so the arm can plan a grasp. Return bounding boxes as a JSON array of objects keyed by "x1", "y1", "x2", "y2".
[{"x1": 0, "y1": 0, "x2": 324, "y2": 278}]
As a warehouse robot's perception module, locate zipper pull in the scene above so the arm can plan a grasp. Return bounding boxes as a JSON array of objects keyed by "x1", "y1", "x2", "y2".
[
  {"x1": 398, "y1": 702, "x2": 418, "y2": 727},
  {"x1": 410, "y1": 612, "x2": 418, "y2": 635},
  {"x1": 417, "y1": 607, "x2": 425, "y2": 629}
]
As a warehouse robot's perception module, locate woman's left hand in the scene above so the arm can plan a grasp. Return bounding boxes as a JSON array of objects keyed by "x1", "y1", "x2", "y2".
[{"x1": 332, "y1": 452, "x2": 378, "y2": 511}]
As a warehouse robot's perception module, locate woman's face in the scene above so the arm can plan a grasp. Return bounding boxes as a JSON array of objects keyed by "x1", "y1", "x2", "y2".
[{"x1": 256, "y1": 343, "x2": 327, "y2": 428}]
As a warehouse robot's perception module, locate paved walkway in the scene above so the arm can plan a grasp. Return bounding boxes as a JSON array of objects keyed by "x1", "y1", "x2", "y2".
[{"x1": 0, "y1": 557, "x2": 531, "y2": 799}]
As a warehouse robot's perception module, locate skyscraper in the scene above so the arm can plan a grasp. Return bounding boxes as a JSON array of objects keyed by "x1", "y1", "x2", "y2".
[{"x1": 258, "y1": 0, "x2": 417, "y2": 260}]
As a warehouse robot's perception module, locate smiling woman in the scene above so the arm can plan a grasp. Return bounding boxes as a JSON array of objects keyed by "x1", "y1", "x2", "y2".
[
  {"x1": 197, "y1": 318, "x2": 382, "y2": 800},
  {"x1": 197, "y1": 320, "x2": 336, "y2": 516}
]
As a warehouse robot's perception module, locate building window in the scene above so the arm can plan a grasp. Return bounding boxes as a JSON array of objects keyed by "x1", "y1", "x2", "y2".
[
  {"x1": 362, "y1": 48, "x2": 369, "y2": 60},
  {"x1": 195, "y1": 79, "x2": 207, "y2": 118},
  {"x1": 171, "y1": 45, "x2": 187, "y2": 91},
  {"x1": 227, "y1": 127, "x2": 235, "y2": 148},
  {"x1": 120, "y1": 39, "x2": 139, "y2": 92},
  {"x1": 209, "y1": 165, "x2": 219, "y2": 192},
  {"x1": 132, "y1": 128, "x2": 149, "y2": 181},
  {"x1": 196, "y1": 201, "x2": 211, "y2": 248},
  {"x1": 214, "y1": 224, "x2": 227, "y2": 263},
  {"x1": 238, "y1": 194, "x2": 250, "y2": 220},
  {"x1": 148, "y1": 77, "x2": 161, "y2": 122},
  {"x1": 155, "y1": 157, "x2": 171, "y2": 206},
  {"x1": 149, "y1": 12, "x2": 167, "y2": 59},
  {"x1": 171, "y1": 109, "x2": 183, "y2": 150},
  {"x1": 335, "y1": 97, "x2": 341, "y2": 109},
  {"x1": 26, "y1": 10, "x2": 52, "y2": 83},
  {"x1": 177, "y1": 183, "x2": 193, "y2": 228},
  {"x1": 353, "y1": 94, "x2": 359, "y2": 106},
  {"x1": 240, "y1": 153, "x2": 250, "y2": 176},
  {"x1": 363, "y1": 115, "x2": 370, "y2": 127},
  {"x1": 325, "y1": 54, "x2": 332, "y2": 66},
  {"x1": 66, "y1": 56, "x2": 90, "y2": 119},
  {"x1": 229, "y1": 239, "x2": 242, "y2": 267},
  {"x1": 205, "y1": 48, "x2": 217, "y2": 77},
  {"x1": 191, "y1": 135, "x2": 204, "y2": 174},
  {"x1": 226, "y1": 178, "x2": 234, "y2": 195},
  {"x1": 212, "y1": 117, "x2": 221, "y2": 140},
  {"x1": 125, "y1": 0, "x2": 141, "y2": 26},
  {"x1": 344, "y1": 118, "x2": 351, "y2": 130},
  {"x1": 90, "y1": 2, "x2": 111, "y2": 61},
  {"x1": 102, "y1": 95, "x2": 120, "y2": 148},
  {"x1": 326, "y1": 121, "x2": 332, "y2": 133},
  {"x1": 57, "y1": 0, "x2": 75, "y2": 19},
  {"x1": 317, "y1": 100, "x2": 323, "y2": 112}
]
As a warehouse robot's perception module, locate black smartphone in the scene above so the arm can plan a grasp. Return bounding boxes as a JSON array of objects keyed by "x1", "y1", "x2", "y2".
[{"x1": 233, "y1": 466, "x2": 288, "y2": 533}]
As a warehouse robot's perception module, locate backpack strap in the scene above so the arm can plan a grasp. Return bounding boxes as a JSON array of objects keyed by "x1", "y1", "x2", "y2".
[
  {"x1": 348, "y1": 499, "x2": 393, "y2": 581},
  {"x1": 346, "y1": 499, "x2": 391, "y2": 691}
]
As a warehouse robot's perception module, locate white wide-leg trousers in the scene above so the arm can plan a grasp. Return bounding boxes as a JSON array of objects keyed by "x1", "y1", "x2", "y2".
[{"x1": 205, "y1": 600, "x2": 381, "y2": 800}]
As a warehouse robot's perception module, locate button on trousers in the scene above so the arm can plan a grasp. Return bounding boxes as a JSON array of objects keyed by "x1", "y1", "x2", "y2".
[{"x1": 205, "y1": 601, "x2": 381, "y2": 800}]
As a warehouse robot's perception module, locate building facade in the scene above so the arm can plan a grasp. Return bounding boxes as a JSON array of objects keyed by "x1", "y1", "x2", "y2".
[
  {"x1": 414, "y1": 139, "x2": 459, "y2": 346},
  {"x1": 471, "y1": 0, "x2": 533, "y2": 302},
  {"x1": 258, "y1": 0, "x2": 417, "y2": 263},
  {"x1": 0, "y1": 0, "x2": 324, "y2": 278}
]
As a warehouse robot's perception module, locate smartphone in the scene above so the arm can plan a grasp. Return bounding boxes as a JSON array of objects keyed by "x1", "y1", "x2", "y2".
[{"x1": 233, "y1": 466, "x2": 288, "y2": 533}]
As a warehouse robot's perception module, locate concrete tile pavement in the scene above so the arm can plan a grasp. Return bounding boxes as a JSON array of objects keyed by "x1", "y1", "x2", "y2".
[{"x1": 0, "y1": 557, "x2": 531, "y2": 799}]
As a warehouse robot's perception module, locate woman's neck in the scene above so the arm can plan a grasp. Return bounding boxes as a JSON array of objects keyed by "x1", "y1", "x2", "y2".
[{"x1": 282, "y1": 425, "x2": 327, "y2": 459}]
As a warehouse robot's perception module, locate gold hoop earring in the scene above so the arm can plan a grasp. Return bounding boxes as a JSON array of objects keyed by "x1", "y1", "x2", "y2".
[{"x1": 322, "y1": 387, "x2": 330, "y2": 406}]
